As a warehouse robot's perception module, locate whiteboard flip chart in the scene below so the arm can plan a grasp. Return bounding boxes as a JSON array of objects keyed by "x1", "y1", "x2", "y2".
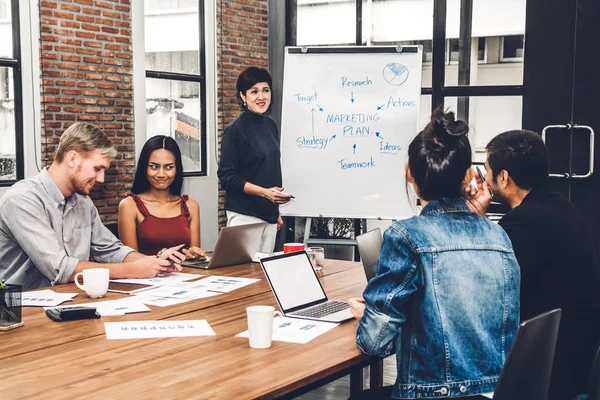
[{"x1": 280, "y1": 46, "x2": 423, "y2": 220}]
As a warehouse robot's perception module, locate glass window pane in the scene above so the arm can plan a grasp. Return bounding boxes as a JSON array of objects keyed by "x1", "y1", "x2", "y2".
[
  {"x1": 146, "y1": 78, "x2": 204, "y2": 173},
  {"x1": 501, "y1": 35, "x2": 524, "y2": 61},
  {"x1": 144, "y1": 3, "x2": 200, "y2": 74},
  {"x1": 444, "y1": 95, "x2": 523, "y2": 161},
  {"x1": 367, "y1": 0, "x2": 434, "y2": 88},
  {"x1": 0, "y1": 0, "x2": 13, "y2": 58},
  {"x1": 0, "y1": 67, "x2": 16, "y2": 181},
  {"x1": 297, "y1": 0, "x2": 356, "y2": 45},
  {"x1": 145, "y1": 51, "x2": 199, "y2": 75},
  {"x1": 445, "y1": 0, "x2": 526, "y2": 86}
]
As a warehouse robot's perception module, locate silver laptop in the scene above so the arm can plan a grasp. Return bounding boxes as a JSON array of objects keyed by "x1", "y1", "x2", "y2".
[
  {"x1": 259, "y1": 251, "x2": 354, "y2": 323},
  {"x1": 183, "y1": 223, "x2": 266, "y2": 269},
  {"x1": 356, "y1": 228, "x2": 383, "y2": 281}
]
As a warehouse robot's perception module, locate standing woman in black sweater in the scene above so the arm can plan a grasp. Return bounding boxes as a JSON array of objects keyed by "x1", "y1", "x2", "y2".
[{"x1": 217, "y1": 67, "x2": 291, "y2": 253}]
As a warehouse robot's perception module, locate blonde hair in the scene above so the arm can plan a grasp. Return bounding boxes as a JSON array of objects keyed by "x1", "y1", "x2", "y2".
[{"x1": 54, "y1": 122, "x2": 117, "y2": 163}]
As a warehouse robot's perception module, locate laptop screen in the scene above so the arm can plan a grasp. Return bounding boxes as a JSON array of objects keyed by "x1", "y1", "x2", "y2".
[{"x1": 261, "y1": 252, "x2": 327, "y2": 312}]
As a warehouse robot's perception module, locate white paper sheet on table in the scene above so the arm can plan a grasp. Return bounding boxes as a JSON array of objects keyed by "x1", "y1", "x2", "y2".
[
  {"x1": 135, "y1": 290, "x2": 222, "y2": 307},
  {"x1": 109, "y1": 272, "x2": 202, "y2": 286},
  {"x1": 22, "y1": 289, "x2": 78, "y2": 307},
  {"x1": 236, "y1": 317, "x2": 339, "y2": 344},
  {"x1": 480, "y1": 393, "x2": 493, "y2": 399},
  {"x1": 45, "y1": 296, "x2": 151, "y2": 316},
  {"x1": 131, "y1": 281, "x2": 215, "y2": 300},
  {"x1": 192, "y1": 276, "x2": 260, "y2": 293},
  {"x1": 104, "y1": 320, "x2": 216, "y2": 339}
]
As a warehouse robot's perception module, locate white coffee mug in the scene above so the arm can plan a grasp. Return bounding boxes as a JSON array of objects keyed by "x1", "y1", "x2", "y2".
[
  {"x1": 246, "y1": 305, "x2": 283, "y2": 349},
  {"x1": 74, "y1": 268, "x2": 110, "y2": 298}
]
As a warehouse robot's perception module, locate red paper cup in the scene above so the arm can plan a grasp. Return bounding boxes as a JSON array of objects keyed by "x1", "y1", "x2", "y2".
[{"x1": 283, "y1": 243, "x2": 305, "y2": 254}]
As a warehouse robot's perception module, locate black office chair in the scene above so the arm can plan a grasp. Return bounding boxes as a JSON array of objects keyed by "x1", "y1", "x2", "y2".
[
  {"x1": 105, "y1": 222, "x2": 119, "y2": 239},
  {"x1": 492, "y1": 308, "x2": 562, "y2": 400},
  {"x1": 355, "y1": 228, "x2": 382, "y2": 282}
]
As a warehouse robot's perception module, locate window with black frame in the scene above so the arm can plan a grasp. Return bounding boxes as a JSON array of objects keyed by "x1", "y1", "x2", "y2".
[
  {"x1": 0, "y1": 0, "x2": 23, "y2": 183},
  {"x1": 144, "y1": 0, "x2": 207, "y2": 175}
]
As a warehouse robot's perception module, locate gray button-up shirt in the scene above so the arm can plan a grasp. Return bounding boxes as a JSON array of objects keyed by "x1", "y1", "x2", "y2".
[{"x1": 0, "y1": 168, "x2": 134, "y2": 290}]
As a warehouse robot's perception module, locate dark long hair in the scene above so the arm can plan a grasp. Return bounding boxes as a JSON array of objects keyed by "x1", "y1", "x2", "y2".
[
  {"x1": 236, "y1": 67, "x2": 273, "y2": 109},
  {"x1": 408, "y1": 108, "x2": 472, "y2": 201},
  {"x1": 131, "y1": 135, "x2": 184, "y2": 196}
]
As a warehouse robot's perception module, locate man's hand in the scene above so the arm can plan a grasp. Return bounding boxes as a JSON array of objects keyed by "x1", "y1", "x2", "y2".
[
  {"x1": 277, "y1": 216, "x2": 284, "y2": 231},
  {"x1": 128, "y1": 256, "x2": 179, "y2": 278},
  {"x1": 466, "y1": 174, "x2": 492, "y2": 217},
  {"x1": 348, "y1": 297, "x2": 366, "y2": 320}
]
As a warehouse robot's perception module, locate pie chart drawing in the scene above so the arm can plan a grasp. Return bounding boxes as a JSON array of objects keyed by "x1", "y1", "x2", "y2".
[{"x1": 383, "y1": 63, "x2": 409, "y2": 86}]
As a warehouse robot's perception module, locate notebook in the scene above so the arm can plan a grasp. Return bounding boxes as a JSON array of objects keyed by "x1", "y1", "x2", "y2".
[
  {"x1": 259, "y1": 251, "x2": 354, "y2": 323},
  {"x1": 183, "y1": 222, "x2": 266, "y2": 269},
  {"x1": 356, "y1": 228, "x2": 383, "y2": 281}
]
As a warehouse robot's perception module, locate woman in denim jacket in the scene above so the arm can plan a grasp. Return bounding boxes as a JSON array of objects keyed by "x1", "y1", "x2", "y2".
[{"x1": 349, "y1": 109, "x2": 520, "y2": 399}]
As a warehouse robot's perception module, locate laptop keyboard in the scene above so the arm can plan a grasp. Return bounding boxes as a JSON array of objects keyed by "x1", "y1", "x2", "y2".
[{"x1": 290, "y1": 301, "x2": 350, "y2": 319}]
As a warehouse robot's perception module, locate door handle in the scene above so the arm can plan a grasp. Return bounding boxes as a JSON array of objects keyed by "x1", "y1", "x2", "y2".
[
  {"x1": 542, "y1": 124, "x2": 571, "y2": 179},
  {"x1": 570, "y1": 125, "x2": 594, "y2": 179}
]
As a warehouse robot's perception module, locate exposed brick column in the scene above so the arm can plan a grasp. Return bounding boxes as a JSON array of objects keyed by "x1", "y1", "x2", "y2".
[
  {"x1": 217, "y1": 0, "x2": 269, "y2": 228},
  {"x1": 39, "y1": 0, "x2": 133, "y2": 223}
]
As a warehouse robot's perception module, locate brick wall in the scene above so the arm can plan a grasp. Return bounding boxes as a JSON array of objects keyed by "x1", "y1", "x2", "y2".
[
  {"x1": 39, "y1": 0, "x2": 133, "y2": 223},
  {"x1": 216, "y1": 0, "x2": 269, "y2": 227}
]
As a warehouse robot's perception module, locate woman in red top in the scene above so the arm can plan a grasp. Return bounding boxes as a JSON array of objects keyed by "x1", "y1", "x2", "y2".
[{"x1": 118, "y1": 136, "x2": 207, "y2": 258}]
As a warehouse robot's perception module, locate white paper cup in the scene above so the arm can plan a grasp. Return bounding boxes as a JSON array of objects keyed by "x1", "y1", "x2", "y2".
[
  {"x1": 74, "y1": 268, "x2": 110, "y2": 298},
  {"x1": 246, "y1": 305, "x2": 282, "y2": 349}
]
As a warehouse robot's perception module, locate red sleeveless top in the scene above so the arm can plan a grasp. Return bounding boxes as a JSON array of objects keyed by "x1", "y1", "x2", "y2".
[{"x1": 128, "y1": 193, "x2": 191, "y2": 256}]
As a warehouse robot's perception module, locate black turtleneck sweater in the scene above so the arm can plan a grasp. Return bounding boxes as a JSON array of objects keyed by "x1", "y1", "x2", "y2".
[{"x1": 217, "y1": 110, "x2": 282, "y2": 224}]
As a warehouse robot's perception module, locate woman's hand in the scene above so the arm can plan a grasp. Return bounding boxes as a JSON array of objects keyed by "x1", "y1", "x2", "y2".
[
  {"x1": 263, "y1": 187, "x2": 291, "y2": 204},
  {"x1": 157, "y1": 245, "x2": 187, "y2": 267},
  {"x1": 184, "y1": 246, "x2": 208, "y2": 259},
  {"x1": 348, "y1": 297, "x2": 366, "y2": 320},
  {"x1": 277, "y1": 216, "x2": 284, "y2": 231}
]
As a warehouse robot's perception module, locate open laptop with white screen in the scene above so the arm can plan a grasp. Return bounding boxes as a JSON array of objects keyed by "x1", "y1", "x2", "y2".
[
  {"x1": 183, "y1": 222, "x2": 266, "y2": 269},
  {"x1": 259, "y1": 251, "x2": 353, "y2": 323}
]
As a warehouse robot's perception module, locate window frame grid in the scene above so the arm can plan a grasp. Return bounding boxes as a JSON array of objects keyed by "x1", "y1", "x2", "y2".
[
  {"x1": 144, "y1": 0, "x2": 207, "y2": 177},
  {"x1": 0, "y1": 0, "x2": 23, "y2": 186}
]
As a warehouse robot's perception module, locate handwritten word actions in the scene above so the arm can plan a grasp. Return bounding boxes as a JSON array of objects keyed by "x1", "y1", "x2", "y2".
[
  {"x1": 296, "y1": 135, "x2": 332, "y2": 150},
  {"x1": 341, "y1": 76, "x2": 373, "y2": 88},
  {"x1": 380, "y1": 142, "x2": 401, "y2": 152},
  {"x1": 295, "y1": 91, "x2": 318, "y2": 104},
  {"x1": 326, "y1": 112, "x2": 380, "y2": 124},
  {"x1": 386, "y1": 96, "x2": 416, "y2": 108},
  {"x1": 338, "y1": 156, "x2": 376, "y2": 170}
]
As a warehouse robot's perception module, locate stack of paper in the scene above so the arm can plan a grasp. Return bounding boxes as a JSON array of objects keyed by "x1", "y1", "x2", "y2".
[
  {"x1": 133, "y1": 281, "x2": 222, "y2": 307},
  {"x1": 109, "y1": 272, "x2": 201, "y2": 286},
  {"x1": 191, "y1": 276, "x2": 260, "y2": 293},
  {"x1": 22, "y1": 290, "x2": 77, "y2": 307}
]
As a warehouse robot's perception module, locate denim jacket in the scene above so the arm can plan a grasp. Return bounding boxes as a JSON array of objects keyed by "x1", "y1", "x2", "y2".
[{"x1": 357, "y1": 198, "x2": 520, "y2": 399}]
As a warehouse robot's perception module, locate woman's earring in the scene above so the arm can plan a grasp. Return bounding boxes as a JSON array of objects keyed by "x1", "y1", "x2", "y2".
[{"x1": 243, "y1": 101, "x2": 247, "y2": 108}]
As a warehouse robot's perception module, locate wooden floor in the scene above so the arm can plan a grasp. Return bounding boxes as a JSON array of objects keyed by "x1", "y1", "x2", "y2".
[{"x1": 294, "y1": 355, "x2": 397, "y2": 400}]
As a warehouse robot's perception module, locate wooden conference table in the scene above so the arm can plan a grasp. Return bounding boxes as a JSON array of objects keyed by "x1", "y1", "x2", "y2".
[{"x1": 0, "y1": 259, "x2": 382, "y2": 399}]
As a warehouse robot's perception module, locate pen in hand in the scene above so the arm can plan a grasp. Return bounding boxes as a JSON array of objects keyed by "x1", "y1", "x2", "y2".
[{"x1": 272, "y1": 189, "x2": 295, "y2": 199}]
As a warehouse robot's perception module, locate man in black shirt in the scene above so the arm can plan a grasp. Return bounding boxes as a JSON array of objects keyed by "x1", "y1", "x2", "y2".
[{"x1": 468, "y1": 130, "x2": 600, "y2": 400}]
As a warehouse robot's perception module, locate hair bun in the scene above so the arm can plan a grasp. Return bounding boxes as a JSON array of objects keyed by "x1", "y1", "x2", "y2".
[{"x1": 431, "y1": 109, "x2": 469, "y2": 141}]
